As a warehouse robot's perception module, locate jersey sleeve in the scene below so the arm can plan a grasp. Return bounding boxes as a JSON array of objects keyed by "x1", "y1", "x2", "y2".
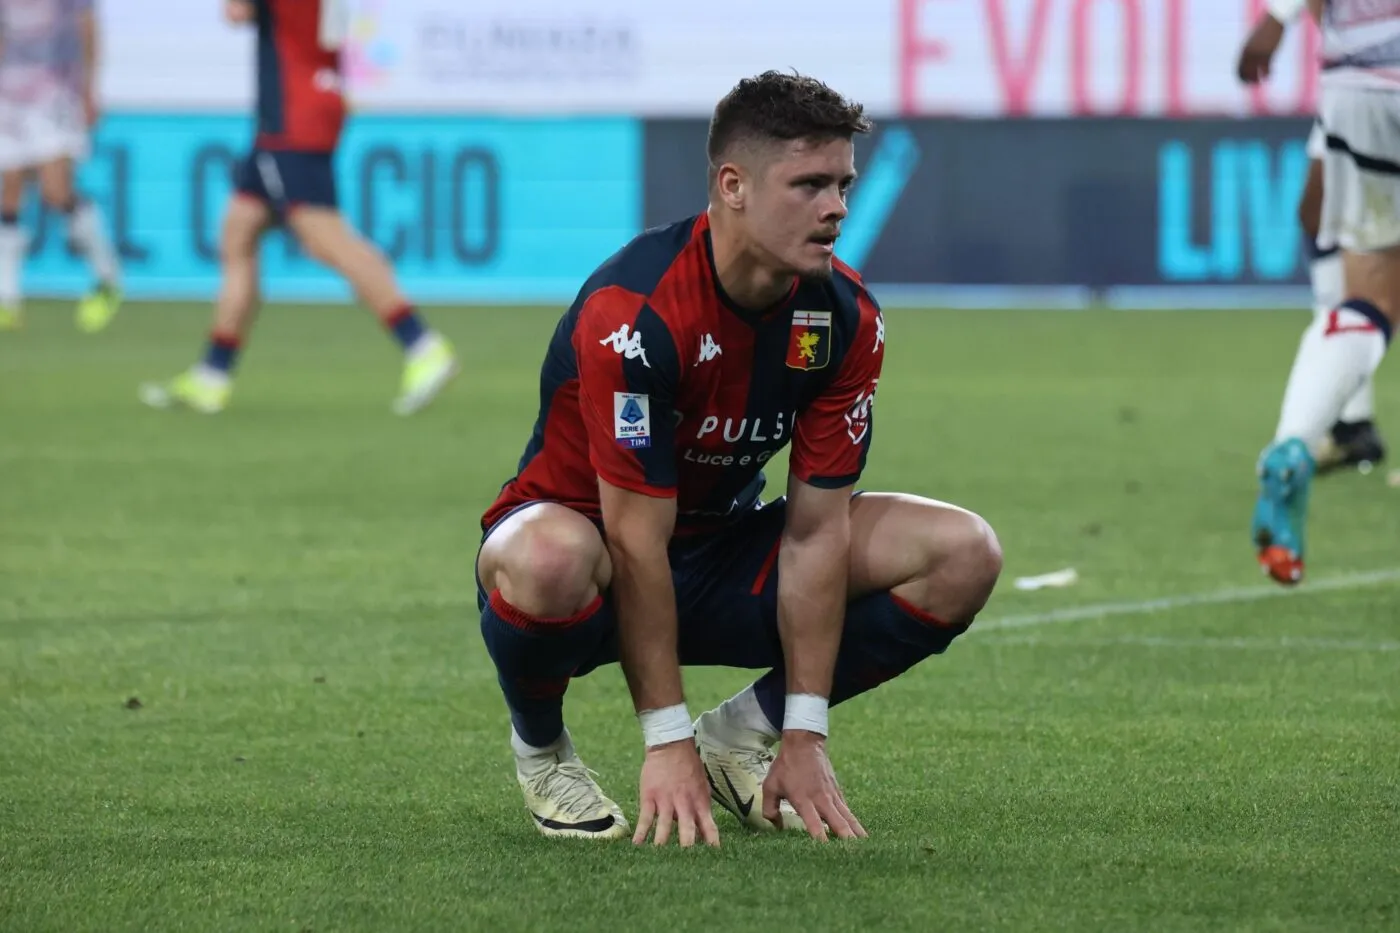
[
  {"x1": 572, "y1": 285, "x2": 682, "y2": 498},
  {"x1": 789, "y1": 290, "x2": 885, "y2": 489}
]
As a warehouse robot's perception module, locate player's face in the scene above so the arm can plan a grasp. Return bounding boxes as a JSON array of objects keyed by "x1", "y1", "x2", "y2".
[{"x1": 751, "y1": 137, "x2": 856, "y2": 280}]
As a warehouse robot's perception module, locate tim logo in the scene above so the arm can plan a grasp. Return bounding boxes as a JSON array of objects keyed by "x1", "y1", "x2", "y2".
[{"x1": 613, "y1": 392, "x2": 651, "y2": 449}]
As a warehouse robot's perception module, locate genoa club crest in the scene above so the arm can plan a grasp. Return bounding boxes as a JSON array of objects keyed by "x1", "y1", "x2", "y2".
[{"x1": 786, "y1": 310, "x2": 832, "y2": 371}]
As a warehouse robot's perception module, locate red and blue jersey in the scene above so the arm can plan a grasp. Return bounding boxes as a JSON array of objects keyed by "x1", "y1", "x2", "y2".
[
  {"x1": 250, "y1": 0, "x2": 346, "y2": 152},
  {"x1": 483, "y1": 213, "x2": 886, "y2": 538}
]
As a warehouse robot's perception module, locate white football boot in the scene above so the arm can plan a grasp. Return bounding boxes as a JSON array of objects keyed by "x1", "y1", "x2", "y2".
[
  {"x1": 694, "y1": 708, "x2": 805, "y2": 832},
  {"x1": 515, "y1": 729, "x2": 629, "y2": 840}
]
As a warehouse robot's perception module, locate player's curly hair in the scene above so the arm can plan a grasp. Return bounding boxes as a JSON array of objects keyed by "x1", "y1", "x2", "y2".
[{"x1": 707, "y1": 70, "x2": 872, "y2": 184}]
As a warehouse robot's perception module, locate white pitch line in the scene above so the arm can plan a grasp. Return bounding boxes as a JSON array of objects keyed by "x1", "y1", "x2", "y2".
[
  {"x1": 977, "y1": 567, "x2": 1400, "y2": 632},
  {"x1": 980, "y1": 633, "x2": 1400, "y2": 653}
]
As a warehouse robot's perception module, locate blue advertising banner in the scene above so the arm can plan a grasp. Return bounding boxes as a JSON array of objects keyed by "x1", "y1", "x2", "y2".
[
  {"x1": 643, "y1": 117, "x2": 1317, "y2": 308},
  {"x1": 19, "y1": 114, "x2": 642, "y2": 304}
]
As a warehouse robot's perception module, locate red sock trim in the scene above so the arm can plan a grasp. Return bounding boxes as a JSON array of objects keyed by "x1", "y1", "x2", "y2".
[
  {"x1": 487, "y1": 589, "x2": 603, "y2": 632},
  {"x1": 384, "y1": 303, "x2": 415, "y2": 327},
  {"x1": 1323, "y1": 308, "x2": 1380, "y2": 337},
  {"x1": 889, "y1": 592, "x2": 960, "y2": 629},
  {"x1": 210, "y1": 331, "x2": 241, "y2": 349}
]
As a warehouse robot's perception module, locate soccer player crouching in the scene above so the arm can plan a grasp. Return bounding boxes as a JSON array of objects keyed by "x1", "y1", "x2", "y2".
[{"x1": 473, "y1": 71, "x2": 1003, "y2": 845}]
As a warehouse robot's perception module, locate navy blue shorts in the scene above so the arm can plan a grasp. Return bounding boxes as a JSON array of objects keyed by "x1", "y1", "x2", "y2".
[
  {"x1": 232, "y1": 149, "x2": 337, "y2": 220},
  {"x1": 476, "y1": 499, "x2": 791, "y2": 676}
]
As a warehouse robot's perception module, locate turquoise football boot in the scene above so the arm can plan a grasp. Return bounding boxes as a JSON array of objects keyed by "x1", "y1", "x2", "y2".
[{"x1": 1251, "y1": 437, "x2": 1315, "y2": 585}]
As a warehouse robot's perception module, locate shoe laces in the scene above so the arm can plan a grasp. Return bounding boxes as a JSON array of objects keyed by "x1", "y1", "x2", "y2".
[
  {"x1": 728, "y1": 743, "x2": 776, "y2": 782},
  {"x1": 527, "y1": 758, "x2": 609, "y2": 819}
]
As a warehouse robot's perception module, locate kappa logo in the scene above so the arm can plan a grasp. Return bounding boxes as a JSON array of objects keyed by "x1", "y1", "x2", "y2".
[
  {"x1": 600, "y1": 324, "x2": 651, "y2": 368},
  {"x1": 874, "y1": 311, "x2": 885, "y2": 354},
  {"x1": 696, "y1": 333, "x2": 722, "y2": 365}
]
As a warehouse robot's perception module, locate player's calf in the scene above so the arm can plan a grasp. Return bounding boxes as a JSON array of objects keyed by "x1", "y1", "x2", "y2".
[
  {"x1": 289, "y1": 207, "x2": 459, "y2": 413},
  {"x1": 477, "y1": 504, "x2": 613, "y2": 749},
  {"x1": 477, "y1": 505, "x2": 627, "y2": 839},
  {"x1": 704, "y1": 495, "x2": 1003, "y2": 831},
  {"x1": 36, "y1": 166, "x2": 123, "y2": 332}
]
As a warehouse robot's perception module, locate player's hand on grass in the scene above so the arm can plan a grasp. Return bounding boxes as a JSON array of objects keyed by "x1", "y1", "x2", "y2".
[
  {"x1": 633, "y1": 739, "x2": 720, "y2": 848},
  {"x1": 764, "y1": 730, "x2": 867, "y2": 841}
]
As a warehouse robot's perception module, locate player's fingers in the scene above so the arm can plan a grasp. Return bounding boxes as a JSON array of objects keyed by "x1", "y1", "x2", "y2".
[
  {"x1": 699, "y1": 803, "x2": 721, "y2": 847},
  {"x1": 632, "y1": 795, "x2": 656, "y2": 846},
  {"x1": 817, "y1": 793, "x2": 857, "y2": 840},
  {"x1": 834, "y1": 794, "x2": 868, "y2": 838},
  {"x1": 677, "y1": 800, "x2": 697, "y2": 849},
  {"x1": 795, "y1": 798, "x2": 828, "y2": 842},
  {"x1": 762, "y1": 781, "x2": 783, "y2": 829},
  {"x1": 652, "y1": 800, "x2": 675, "y2": 847}
]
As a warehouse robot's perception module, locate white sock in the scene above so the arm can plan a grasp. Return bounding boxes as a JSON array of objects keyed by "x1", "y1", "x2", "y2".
[
  {"x1": 1310, "y1": 248, "x2": 1376, "y2": 423},
  {"x1": 1274, "y1": 302, "x2": 1390, "y2": 457},
  {"x1": 0, "y1": 221, "x2": 27, "y2": 308},
  {"x1": 1339, "y1": 376, "x2": 1377, "y2": 423},
  {"x1": 716, "y1": 685, "x2": 780, "y2": 743},
  {"x1": 511, "y1": 724, "x2": 569, "y2": 761},
  {"x1": 67, "y1": 200, "x2": 121, "y2": 287}
]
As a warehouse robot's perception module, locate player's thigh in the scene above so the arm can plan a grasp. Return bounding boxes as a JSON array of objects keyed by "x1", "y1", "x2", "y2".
[
  {"x1": 34, "y1": 156, "x2": 75, "y2": 207},
  {"x1": 847, "y1": 491, "x2": 1001, "y2": 601},
  {"x1": 220, "y1": 192, "x2": 273, "y2": 256},
  {"x1": 0, "y1": 169, "x2": 27, "y2": 212},
  {"x1": 476, "y1": 501, "x2": 612, "y2": 617},
  {"x1": 1299, "y1": 158, "x2": 1325, "y2": 242}
]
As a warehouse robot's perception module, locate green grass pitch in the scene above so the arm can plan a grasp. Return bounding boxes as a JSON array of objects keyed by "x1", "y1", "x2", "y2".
[{"x1": 2, "y1": 301, "x2": 1397, "y2": 932}]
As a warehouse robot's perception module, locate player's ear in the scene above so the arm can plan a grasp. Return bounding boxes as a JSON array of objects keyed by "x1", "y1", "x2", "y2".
[{"x1": 715, "y1": 162, "x2": 746, "y2": 211}]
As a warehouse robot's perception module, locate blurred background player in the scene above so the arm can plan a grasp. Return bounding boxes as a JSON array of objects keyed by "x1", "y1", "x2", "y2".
[
  {"x1": 139, "y1": 0, "x2": 458, "y2": 415},
  {"x1": 1251, "y1": 0, "x2": 1400, "y2": 585},
  {"x1": 0, "y1": 0, "x2": 123, "y2": 333},
  {"x1": 1237, "y1": 0, "x2": 1387, "y2": 473}
]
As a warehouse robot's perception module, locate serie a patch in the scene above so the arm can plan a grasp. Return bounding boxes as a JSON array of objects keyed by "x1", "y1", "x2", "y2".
[{"x1": 614, "y1": 392, "x2": 651, "y2": 448}]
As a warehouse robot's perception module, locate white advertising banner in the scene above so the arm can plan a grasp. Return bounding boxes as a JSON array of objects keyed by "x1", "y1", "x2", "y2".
[{"x1": 99, "y1": 0, "x2": 1319, "y2": 117}]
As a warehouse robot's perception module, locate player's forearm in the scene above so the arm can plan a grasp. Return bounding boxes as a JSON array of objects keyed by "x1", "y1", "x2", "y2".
[
  {"x1": 775, "y1": 520, "x2": 850, "y2": 703},
  {"x1": 609, "y1": 542, "x2": 686, "y2": 714}
]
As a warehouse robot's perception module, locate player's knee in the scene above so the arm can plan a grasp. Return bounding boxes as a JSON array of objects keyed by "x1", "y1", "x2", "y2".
[
  {"x1": 492, "y1": 517, "x2": 605, "y2": 619},
  {"x1": 220, "y1": 225, "x2": 259, "y2": 264},
  {"x1": 922, "y1": 511, "x2": 1003, "y2": 623},
  {"x1": 952, "y1": 512, "x2": 1003, "y2": 603}
]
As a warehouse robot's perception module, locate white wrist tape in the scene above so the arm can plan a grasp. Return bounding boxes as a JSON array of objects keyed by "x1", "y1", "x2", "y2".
[
  {"x1": 782, "y1": 693, "x2": 830, "y2": 736},
  {"x1": 638, "y1": 703, "x2": 694, "y2": 747},
  {"x1": 1265, "y1": 0, "x2": 1306, "y2": 24}
]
